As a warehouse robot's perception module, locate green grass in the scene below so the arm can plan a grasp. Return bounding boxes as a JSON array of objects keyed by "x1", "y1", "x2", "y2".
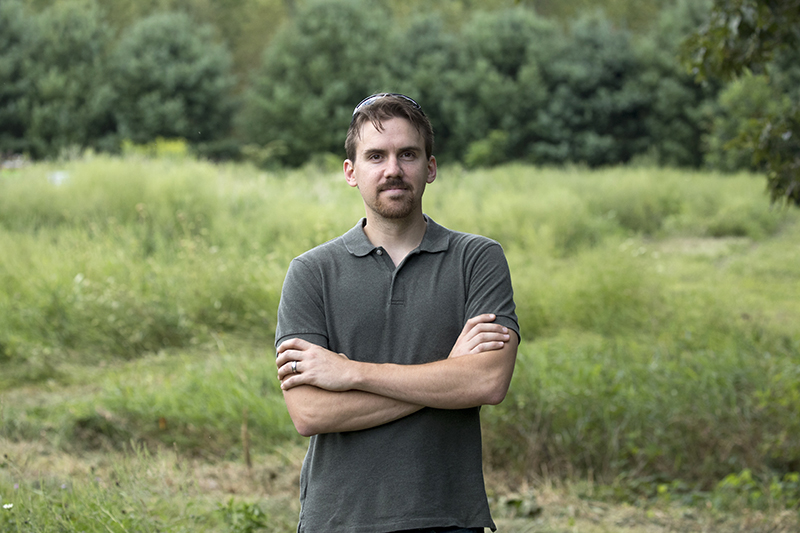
[{"x1": 1, "y1": 155, "x2": 799, "y2": 529}]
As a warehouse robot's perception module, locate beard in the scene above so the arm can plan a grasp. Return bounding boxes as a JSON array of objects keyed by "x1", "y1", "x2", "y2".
[
  {"x1": 372, "y1": 194, "x2": 415, "y2": 219},
  {"x1": 370, "y1": 180, "x2": 417, "y2": 219}
]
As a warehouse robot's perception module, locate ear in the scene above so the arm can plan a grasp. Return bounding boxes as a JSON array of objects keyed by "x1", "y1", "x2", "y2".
[
  {"x1": 426, "y1": 155, "x2": 437, "y2": 184},
  {"x1": 344, "y1": 159, "x2": 358, "y2": 188}
]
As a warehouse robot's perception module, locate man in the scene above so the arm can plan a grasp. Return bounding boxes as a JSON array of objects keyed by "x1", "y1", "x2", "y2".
[{"x1": 275, "y1": 93, "x2": 520, "y2": 533}]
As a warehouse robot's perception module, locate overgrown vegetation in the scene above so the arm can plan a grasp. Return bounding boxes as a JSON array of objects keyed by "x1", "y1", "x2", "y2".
[{"x1": 1, "y1": 157, "x2": 798, "y2": 524}]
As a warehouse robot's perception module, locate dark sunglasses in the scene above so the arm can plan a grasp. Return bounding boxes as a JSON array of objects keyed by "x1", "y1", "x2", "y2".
[{"x1": 352, "y1": 93, "x2": 424, "y2": 116}]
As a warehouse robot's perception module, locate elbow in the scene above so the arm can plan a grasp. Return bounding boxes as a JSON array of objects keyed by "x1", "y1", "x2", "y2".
[
  {"x1": 286, "y1": 397, "x2": 323, "y2": 437},
  {"x1": 290, "y1": 408, "x2": 326, "y2": 437},
  {"x1": 294, "y1": 421, "x2": 317, "y2": 438},
  {"x1": 478, "y1": 364, "x2": 514, "y2": 406},
  {"x1": 483, "y1": 383, "x2": 510, "y2": 406}
]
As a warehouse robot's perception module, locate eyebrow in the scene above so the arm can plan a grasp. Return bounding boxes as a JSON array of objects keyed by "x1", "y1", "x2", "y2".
[{"x1": 362, "y1": 145, "x2": 422, "y2": 157}]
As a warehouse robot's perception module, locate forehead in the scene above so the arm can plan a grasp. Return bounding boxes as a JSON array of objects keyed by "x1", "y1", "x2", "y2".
[{"x1": 355, "y1": 117, "x2": 425, "y2": 153}]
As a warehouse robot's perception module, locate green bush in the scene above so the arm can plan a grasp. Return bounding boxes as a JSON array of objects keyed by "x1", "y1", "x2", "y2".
[
  {"x1": 634, "y1": 0, "x2": 718, "y2": 167},
  {"x1": 240, "y1": 0, "x2": 391, "y2": 167},
  {"x1": 3, "y1": 0, "x2": 116, "y2": 158},
  {"x1": 529, "y1": 14, "x2": 649, "y2": 166},
  {"x1": 109, "y1": 11, "x2": 236, "y2": 147},
  {"x1": 705, "y1": 74, "x2": 788, "y2": 172},
  {"x1": 0, "y1": 0, "x2": 31, "y2": 155}
]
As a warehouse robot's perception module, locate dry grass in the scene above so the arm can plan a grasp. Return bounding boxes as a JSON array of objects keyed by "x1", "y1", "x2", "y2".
[{"x1": 3, "y1": 437, "x2": 797, "y2": 533}]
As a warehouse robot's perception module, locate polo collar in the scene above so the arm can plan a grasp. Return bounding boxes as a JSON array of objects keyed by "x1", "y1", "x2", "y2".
[{"x1": 342, "y1": 215, "x2": 450, "y2": 257}]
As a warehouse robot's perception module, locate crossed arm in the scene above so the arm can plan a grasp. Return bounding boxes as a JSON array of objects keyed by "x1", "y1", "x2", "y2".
[{"x1": 275, "y1": 314, "x2": 519, "y2": 437}]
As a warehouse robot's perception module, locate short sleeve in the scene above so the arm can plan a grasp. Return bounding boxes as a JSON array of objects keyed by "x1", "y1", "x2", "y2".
[
  {"x1": 464, "y1": 242, "x2": 520, "y2": 341},
  {"x1": 275, "y1": 257, "x2": 329, "y2": 350}
]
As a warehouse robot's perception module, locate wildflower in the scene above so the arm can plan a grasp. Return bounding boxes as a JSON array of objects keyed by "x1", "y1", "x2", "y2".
[{"x1": 3, "y1": 503, "x2": 12, "y2": 510}]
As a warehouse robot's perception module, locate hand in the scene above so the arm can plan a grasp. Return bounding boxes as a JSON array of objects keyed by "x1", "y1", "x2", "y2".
[
  {"x1": 448, "y1": 314, "x2": 510, "y2": 359},
  {"x1": 276, "y1": 338, "x2": 355, "y2": 392}
]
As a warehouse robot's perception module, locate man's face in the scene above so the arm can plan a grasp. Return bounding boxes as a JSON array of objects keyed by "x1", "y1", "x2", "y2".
[{"x1": 344, "y1": 117, "x2": 437, "y2": 221}]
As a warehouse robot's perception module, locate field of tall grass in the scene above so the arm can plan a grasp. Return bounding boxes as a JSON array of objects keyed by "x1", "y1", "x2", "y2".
[{"x1": 1, "y1": 154, "x2": 799, "y2": 530}]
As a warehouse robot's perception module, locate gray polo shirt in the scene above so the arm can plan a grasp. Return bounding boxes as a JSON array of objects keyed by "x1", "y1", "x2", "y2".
[{"x1": 276, "y1": 216, "x2": 519, "y2": 533}]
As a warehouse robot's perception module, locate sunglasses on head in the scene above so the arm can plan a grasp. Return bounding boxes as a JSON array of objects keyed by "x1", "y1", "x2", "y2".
[{"x1": 352, "y1": 93, "x2": 424, "y2": 116}]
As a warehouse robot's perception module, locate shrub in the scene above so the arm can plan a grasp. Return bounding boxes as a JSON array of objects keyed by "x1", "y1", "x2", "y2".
[
  {"x1": 109, "y1": 11, "x2": 236, "y2": 147},
  {"x1": 5, "y1": 0, "x2": 116, "y2": 158},
  {"x1": 0, "y1": 0, "x2": 31, "y2": 155},
  {"x1": 240, "y1": 0, "x2": 391, "y2": 167},
  {"x1": 634, "y1": 0, "x2": 718, "y2": 167},
  {"x1": 529, "y1": 13, "x2": 650, "y2": 166}
]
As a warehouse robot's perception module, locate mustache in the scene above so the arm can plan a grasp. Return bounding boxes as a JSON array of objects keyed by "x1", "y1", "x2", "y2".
[{"x1": 379, "y1": 180, "x2": 409, "y2": 192}]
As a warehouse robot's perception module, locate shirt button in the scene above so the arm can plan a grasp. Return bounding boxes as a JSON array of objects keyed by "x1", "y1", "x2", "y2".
[{"x1": 376, "y1": 249, "x2": 383, "y2": 255}]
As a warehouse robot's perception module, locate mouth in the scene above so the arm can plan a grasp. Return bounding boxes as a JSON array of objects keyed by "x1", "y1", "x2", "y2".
[{"x1": 379, "y1": 181, "x2": 409, "y2": 193}]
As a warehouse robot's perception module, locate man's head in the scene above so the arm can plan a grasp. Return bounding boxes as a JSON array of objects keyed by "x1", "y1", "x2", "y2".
[{"x1": 345, "y1": 93, "x2": 434, "y2": 162}]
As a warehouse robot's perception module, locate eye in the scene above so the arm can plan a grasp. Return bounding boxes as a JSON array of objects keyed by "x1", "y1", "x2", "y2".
[{"x1": 400, "y1": 151, "x2": 417, "y2": 160}]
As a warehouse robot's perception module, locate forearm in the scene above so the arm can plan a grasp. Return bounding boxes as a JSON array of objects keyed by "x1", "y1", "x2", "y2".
[
  {"x1": 283, "y1": 385, "x2": 423, "y2": 437},
  {"x1": 352, "y1": 333, "x2": 518, "y2": 409}
]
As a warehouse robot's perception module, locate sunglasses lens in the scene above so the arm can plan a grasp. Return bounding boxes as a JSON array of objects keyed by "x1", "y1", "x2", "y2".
[{"x1": 352, "y1": 93, "x2": 422, "y2": 115}]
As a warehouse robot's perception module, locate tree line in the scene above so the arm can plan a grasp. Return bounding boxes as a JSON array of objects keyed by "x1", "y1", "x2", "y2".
[{"x1": 1, "y1": 0, "x2": 798, "y2": 199}]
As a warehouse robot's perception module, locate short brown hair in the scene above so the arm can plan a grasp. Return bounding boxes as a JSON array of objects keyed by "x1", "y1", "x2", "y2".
[{"x1": 344, "y1": 94, "x2": 434, "y2": 162}]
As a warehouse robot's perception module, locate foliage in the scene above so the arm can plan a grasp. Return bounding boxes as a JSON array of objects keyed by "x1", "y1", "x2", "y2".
[
  {"x1": 0, "y1": 444, "x2": 254, "y2": 532},
  {"x1": 682, "y1": 0, "x2": 800, "y2": 80},
  {"x1": 0, "y1": 0, "x2": 31, "y2": 155},
  {"x1": 634, "y1": 0, "x2": 718, "y2": 167},
  {"x1": 438, "y1": 8, "x2": 555, "y2": 164},
  {"x1": 712, "y1": 470, "x2": 800, "y2": 511},
  {"x1": 525, "y1": 14, "x2": 649, "y2": 166},
  {"x1": 217, "y1": 498, "x2": 271, "y2": 533},
  {"x1": 704, "y1": 73, "x2": 788, "y2": 172},
  {"x1": 108, "y1": 11, "x2": 237, "y2": 148},
  {"x1": 240, "y1": 0, "x2": 392, "y2": 166},
  {"x1": 1, "y1": 0, "x2": 116, "y2": 158},
  {"x1": 682, "y1": 0, "x2": 800, "y2": 206},
  {"x1": 3, "y1": 158, "x2": 799, "y2": 494}
]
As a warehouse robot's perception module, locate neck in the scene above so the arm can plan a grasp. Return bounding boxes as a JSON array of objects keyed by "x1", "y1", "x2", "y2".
[{"x1": 363, "y1": 212, "x2": 427, "y2": 266}]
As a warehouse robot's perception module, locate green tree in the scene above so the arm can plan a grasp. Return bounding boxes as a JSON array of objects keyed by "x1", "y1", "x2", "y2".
[
  {"x1": 633, "y1": 0, "x2": 718, "y2": 167},
  {"x1": 109, "y1": 11, "x2": 236, "y2": 147},
  {"x1": 446, "y1": 7, "x2": 555, "y2": 164},
  {"x1": 384, "y1": 8, "x2": 555, "y2": 164},
  {"x1": 683, "y1": 0, "x2": 800, "y2": 205},
  {"x1": 530, "y1": 13, "x2": 650, "y2": 166},
  {"x1": 7, "y1": 0, "x2": 115, "y2": 158},
  {"x1": 704, "y1": 73, "x2": 789, "y2": 172},
  {"x1": 240, "y1": 0, "x2": 392, "y2": 167},
  {"x1": 0, "y1": 0, "x2": 32, "y2": 155}
]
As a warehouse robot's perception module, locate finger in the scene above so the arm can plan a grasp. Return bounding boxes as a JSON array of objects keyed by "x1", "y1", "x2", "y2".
[
  {"x1": 472, "y1": 340, "x2": 506, "y2": 353},
  {"x1": 277, "y1": 337, "x2": 309, "y2": 355},
  {"x1": 463, "y1": 325, "x2": 508, "y2": 347},
  {"x1": 276, "y1": 348, "x2": 304, "y2": 367},
  {"x1": 275, "y1": 350, "x2": 292, "y2": 367},
  {"x1": 281, "y1": 373, "x2": 306, "y2": 391},
  {"x1": 277, "y1": 361, "x2": 296, "y2": 380},
  {"x1": 470, "y1": 323, "x2": 508, "y2": 336},
  {"x1": 468, "y1": 332, "x2": 509, "y2": 353},
  {"x1": 459, "y1": 314, "x2": 495, "y2": 337},
  {"x1": 465, "y1": 313, "x2": 496, "y2": 328}
]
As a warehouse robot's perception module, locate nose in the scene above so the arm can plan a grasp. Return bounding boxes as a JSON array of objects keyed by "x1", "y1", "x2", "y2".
[{"x1": 383, "y1": 154, "x2": 403, "y2": 178}]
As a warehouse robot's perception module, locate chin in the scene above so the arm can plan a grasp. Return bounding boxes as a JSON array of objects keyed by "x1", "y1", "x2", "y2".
[{"x1": 372, "y1": 199, "x2": 416, "y2": 219}]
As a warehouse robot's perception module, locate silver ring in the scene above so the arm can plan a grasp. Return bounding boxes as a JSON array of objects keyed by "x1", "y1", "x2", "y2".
[{"x1": 291, "y1": 360, "x2": 297, "y2": 373}]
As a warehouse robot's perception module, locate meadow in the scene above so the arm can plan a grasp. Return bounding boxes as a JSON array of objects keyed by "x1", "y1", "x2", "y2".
[{"x1": 1, "y1": 153, "x2": 799, "y2": 531}]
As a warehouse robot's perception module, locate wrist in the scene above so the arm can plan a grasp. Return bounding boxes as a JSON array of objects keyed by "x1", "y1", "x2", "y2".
[{"x1": 348, "y1": 359, "x2": 367, "y2": 390}]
